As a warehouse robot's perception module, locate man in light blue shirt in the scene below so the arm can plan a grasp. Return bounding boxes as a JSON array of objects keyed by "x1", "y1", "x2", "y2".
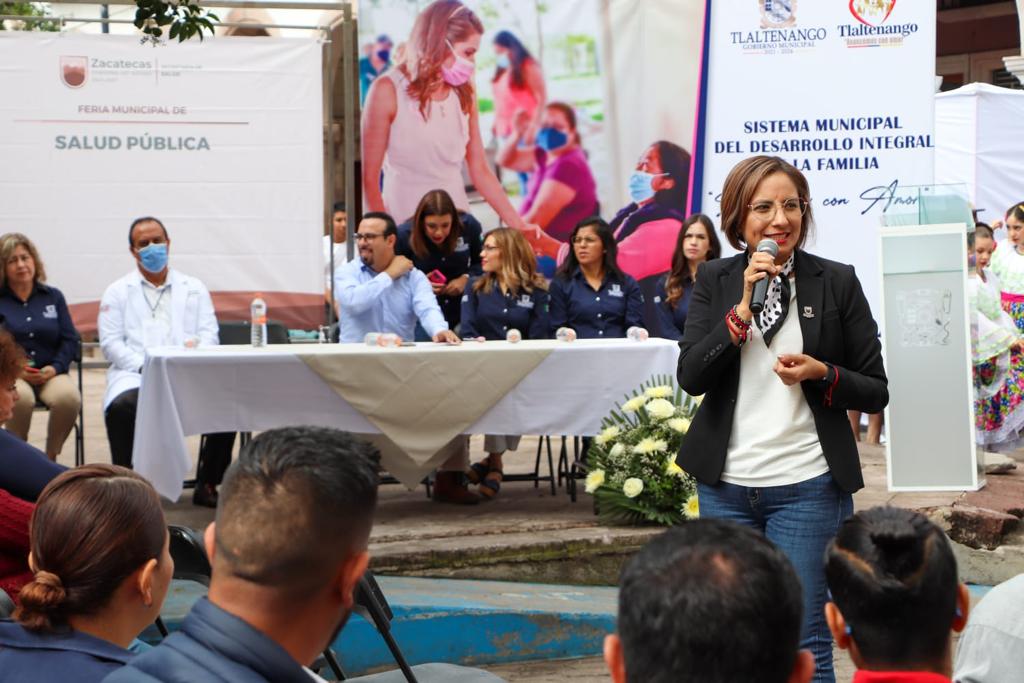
[{"x1": 335, "y1": 212, "x2": 460, "y2": 344}]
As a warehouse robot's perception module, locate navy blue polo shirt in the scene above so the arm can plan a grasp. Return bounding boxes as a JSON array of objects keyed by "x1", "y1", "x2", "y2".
[
  {"x1": 0, "y1": 283, "x2": 80, "y2": 374},
  {"x1": 460, "y1": 277, "x2": 550, "y2": 340},
  {"x1": 0, "y1": 620, "x2": 133, "y2": 682},
  {"x1": 396, "y1": 222, "x2": 483, "y2": 328},
  {"x1": 549, "y1": 268, "x2": 644, "y2": 339},
  {"x1": 652, "y1": 278, "x2": 693, "y2": 341}
]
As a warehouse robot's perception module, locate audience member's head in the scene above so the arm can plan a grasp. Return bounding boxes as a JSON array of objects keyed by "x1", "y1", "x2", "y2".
[
  {"x1": 207, "y1": 426, "x2": 379, "y2": 667},
  {"x1": 605, "y1": 519, "x2": 813, "y2": 683},
  {"x1": 128, "y1": 216, "x2": 170, "y2": 276},
  {"x1": 356, "y1": 212, "x2": 399, "y2": 272},
  {"x1": 0, "y1": 232, "x2": 47, "y2": 290},
  {"x1": 0, "y1": 329, "x2": 26, "y2": 423},
  {"x1": 332, "y1": 201, "x2": 348, "y2": 243},
  {"x1": 825, "y1": 506, "x2": 968, "y2": 677},
  {"x1": 410, "y1": 189, "x2": 463, "y2": 259},
  {"x1": 14, "y1": 464, "x2": 171, "y2": 647}
]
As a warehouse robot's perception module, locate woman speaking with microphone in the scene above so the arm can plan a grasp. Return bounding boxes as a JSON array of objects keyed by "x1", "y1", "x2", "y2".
[{"x1": 676, "y1": 156, "x2": 887, "y2": 683}]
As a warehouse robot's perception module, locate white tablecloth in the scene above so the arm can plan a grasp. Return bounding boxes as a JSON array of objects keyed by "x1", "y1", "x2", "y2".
[{"x1": 133, "y1": 339, "x2": 680, "y2": 500}]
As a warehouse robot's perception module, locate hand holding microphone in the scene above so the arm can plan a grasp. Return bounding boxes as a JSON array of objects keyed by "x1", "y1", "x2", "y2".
[{"x1": 738, "y1": 239, "x2": 781, "y2": 321}]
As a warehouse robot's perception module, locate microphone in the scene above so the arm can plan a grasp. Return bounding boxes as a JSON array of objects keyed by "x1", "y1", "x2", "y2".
[{"x1": 749, "y1": 238, "x2": 779, "y2": 315}]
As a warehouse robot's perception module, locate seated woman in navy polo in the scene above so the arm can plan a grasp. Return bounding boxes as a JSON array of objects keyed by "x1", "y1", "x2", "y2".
[
  {"x1": 460, "y1": 228, "x2": 550, "y2": 499},
  {"x1": 0, "y1": 233, "x2": 81, "y2": 460},
  {"x1": 549, "y1": 217, "x2": 644, "y2": 339},
  {"x1": 0, "y1": 464, "x2": 172, "y2": 682},
  {"x1": 396, "y1": 190, "x2": 483, "y2": 337},
  {"x1": 653, "y1": 214, "x2": 721, "y2": 340}
]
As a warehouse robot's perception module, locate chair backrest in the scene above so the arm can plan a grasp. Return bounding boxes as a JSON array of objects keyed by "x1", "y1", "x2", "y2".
[
  {"x1": 354, "y1": 571, "x2": 395, "y2": 630},
  {"x1": 0, "y1": 587, "x2": 15, "y2": 619},
  {"x1": 217, "y1": 320, "x2": 291, "y2": 346},
  {"x1": 168, "y1": 524, "x2": 212, "y2": 586}
]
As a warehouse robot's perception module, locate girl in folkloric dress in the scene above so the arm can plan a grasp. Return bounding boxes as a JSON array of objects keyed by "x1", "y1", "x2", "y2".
[
  {"x1": 970, "y1": 224, "x2": 1024, "y2": 451},
  {"x1": 988, "y1": 202, "x2": 1024, "y2": 331}
]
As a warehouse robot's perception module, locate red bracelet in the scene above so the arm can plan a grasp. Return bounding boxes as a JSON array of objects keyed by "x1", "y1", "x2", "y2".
[
  {"x1": 727, "y1": 306, "x2": 751, "y2": 331},
  {"x1": 726, "y1": 315, "x2": 748, "y2": 345}
]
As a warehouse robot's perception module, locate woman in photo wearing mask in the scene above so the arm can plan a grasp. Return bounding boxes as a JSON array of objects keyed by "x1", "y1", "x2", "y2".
[
  {"x1": 362, "y1": 0, "x2": 536, "y2": 237},
  {"x1": 491, "y1": 30, "x2": 546, "y2": 190},
  {"x1": 526, "y1": 140, "x2": 690, "y2": 329},
  {"x1": 497, "y1": 102, "x2": 598, "y2": 243}
]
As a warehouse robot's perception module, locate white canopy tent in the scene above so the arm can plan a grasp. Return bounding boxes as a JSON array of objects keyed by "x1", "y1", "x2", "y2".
[{"x1": 935, "y1": 82, "x2": 1024, "y2": 232}]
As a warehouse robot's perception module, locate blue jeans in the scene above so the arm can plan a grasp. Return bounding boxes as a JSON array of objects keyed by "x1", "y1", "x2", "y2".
[{"x1": 696, "y1": 471, "x2": 853, "y2": 683}]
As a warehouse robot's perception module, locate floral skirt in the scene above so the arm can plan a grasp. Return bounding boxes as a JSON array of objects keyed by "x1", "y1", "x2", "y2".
[{"x1": 975, "y1": 347, "x2": 1024, "y2": 451}]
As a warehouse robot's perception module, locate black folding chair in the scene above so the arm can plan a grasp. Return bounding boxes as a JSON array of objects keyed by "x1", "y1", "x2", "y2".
[{"x1": 0, "y1": 587, "x2": 15, "y2": 619}]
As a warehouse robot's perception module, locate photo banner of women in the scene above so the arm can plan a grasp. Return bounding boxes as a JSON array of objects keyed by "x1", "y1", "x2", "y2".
[
  {"x1": 357, "y1": 0, "x2": 706, "y2": 335},
  {"x1": 697, "y1": 0, "x2": 937, "y2": 311},
  {"x1": 0, "y1": 33, "x2": 324, "y2": 332}
]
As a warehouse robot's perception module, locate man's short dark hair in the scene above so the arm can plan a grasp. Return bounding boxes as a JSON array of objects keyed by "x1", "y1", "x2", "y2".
[
  {"x1": 361, "y1": 211, "x2": 397, "y2": 238},
  {"x1": 214, "y1": 427, "x2": 379, "y2": 600},
  {"x1": 825, "y1": 506, "x2": 958, "y2": 668},
  {"x1": 333, "y1": 201, "x2": 347, "y2": 214},
  {"x1": 616, "y1": 520, "x2": 804, "y2": 683},
  {"x1": 128, "y1": 216, "x2": 169, "y2": 247}
]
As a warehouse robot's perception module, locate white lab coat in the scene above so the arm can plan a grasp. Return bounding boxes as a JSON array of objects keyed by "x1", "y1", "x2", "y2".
[{"x1": 98, "y1": 268, "x2": 219, "y2": 409}]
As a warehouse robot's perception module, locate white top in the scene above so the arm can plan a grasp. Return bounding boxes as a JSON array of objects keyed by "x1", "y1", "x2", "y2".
[
  {"x1": 381, "y1": 69, "x2": 471, "y2": 223},
  {"x1": 954, "y1": 575, "x2": 1024, "y2": 683},
  {"x1": 323, "y1": 234, "x2": 349, "y2": 290},
  {"x1": 722, "y1": 282, "x2": 829, "y2": 487},
  {"x1": 98, "y1": 268, "x2": 219, "y2": 409}
]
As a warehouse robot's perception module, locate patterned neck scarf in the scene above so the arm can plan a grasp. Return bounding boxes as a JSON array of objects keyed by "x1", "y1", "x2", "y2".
[{"x1": 754, "y1": 253, "x2": 795, "y2": 347}]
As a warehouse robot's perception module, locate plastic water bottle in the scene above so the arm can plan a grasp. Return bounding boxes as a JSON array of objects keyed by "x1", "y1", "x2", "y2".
[
  {"x1": 250, "y1": 294, "x2": 267, "y2": 347},
  {"x1": 627, "y1": 326, "x2": 649, "y2": 342}
]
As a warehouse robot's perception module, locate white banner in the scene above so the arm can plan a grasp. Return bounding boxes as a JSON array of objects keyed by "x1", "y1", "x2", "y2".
[
  {"x1": 699, "y1": 0, "x2": 937, "y2": 310},
  {"x1": 0, "y1": 33, "x2": 324, "y2": 332}
]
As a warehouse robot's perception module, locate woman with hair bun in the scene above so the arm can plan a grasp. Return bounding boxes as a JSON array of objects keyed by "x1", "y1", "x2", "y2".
[
  {"x1": 0, "y1": 464, "x2": 172, "y2": 681},
  {"x1": 825, "y1": 506, "x2": 970, "y2": 682}
]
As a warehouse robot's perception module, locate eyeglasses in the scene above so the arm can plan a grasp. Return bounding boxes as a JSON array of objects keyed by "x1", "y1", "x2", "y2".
[
  {"x1": 747, "y1": 198, "x2": 809, "y2": 223},
  {"x1": 572, "y1": 237, "x2": 601, "y2": 246},
  {"x1": 482, "y1": 244, "x2": 500, "y2": 253},
  {"x1": 355, "y1": 233, "x2": 384, "y2": 242}
]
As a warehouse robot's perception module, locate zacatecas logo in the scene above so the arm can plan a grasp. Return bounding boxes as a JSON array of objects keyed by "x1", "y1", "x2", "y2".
[
  {"x1": 60, "y1": 56, "x2": 88, "y2": 89},
  {"x1": 841, "y1": 0, "x2": 918, "y2": 48},
  {"x1": 731, "y1": 0, "x2": 825, "y2": 54}
]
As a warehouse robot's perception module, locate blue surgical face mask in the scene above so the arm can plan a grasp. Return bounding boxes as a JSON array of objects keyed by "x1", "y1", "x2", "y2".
[
  {"x1": 628, "y1": 170, "x2": 668, "y2": 204},
  {"x1": 536, "y1": 127, "x2": 569, "y2": 152},
  {"x1": 495, "y1": 53, "x2": 510, "y2": 70},
  {"x1": 137, "y1": 243, "x2": 168, "y2": 274},
  {"x1": 377, "y1": 49, "x2": 390, "y2": 62}
]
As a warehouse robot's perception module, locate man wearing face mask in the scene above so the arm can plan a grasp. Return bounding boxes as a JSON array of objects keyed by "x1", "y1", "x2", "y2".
[
  {"x1": 358, "y1": 34, "x2": 392, "y2": 107},
  {"x1": 98, "y1": 216, "x2": 233, "y2": 507}
]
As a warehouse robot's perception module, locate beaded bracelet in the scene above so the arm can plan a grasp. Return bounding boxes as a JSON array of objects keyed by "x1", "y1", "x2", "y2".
[{"x1": 725, "y1": 313, "x2": 748, "y2": 346}]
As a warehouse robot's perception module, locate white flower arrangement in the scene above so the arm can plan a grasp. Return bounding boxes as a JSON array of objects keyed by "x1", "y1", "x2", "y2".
[{"x1": 586, "y1": 375, "x2": 699, "y2": 526}]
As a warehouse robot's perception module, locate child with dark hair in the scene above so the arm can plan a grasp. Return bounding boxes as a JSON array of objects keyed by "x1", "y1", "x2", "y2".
[
  {"x1": 969, "y1": 224, "x2": 1024, "y2": 451},
  {"x1": 988, "y1": 202, "x2": 1024, "y2": 331},
  {"x1": 825, "y1": 506, "x2": 970, "y2": 682}
]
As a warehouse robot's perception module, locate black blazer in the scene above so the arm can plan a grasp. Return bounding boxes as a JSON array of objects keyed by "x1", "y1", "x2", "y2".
[{"x1": 676, "y1": 249, "x2": 888, "y2": 493}]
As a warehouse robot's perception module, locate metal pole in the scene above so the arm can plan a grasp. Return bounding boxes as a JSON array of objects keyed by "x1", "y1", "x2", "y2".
[
  {"x1": 323, "y1": 19, "x2": 336, "y2": 327},
  {"x1": 341, "y1": 2, "x2": 359, "y2": 259},
  {"x1": 100, "y1": 4, "x2": 109, "y2": 34}
]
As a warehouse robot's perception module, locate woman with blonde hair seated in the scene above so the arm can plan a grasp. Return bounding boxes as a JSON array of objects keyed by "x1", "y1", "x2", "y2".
[
  {"x1": 456, "y1": 228, "x2": 549, "y2": 500},
  {"x1": 0, "y1": 233, "x2": 81, "y2": 460},
  {"x1": 0, "y1": 464, "x2": 173, "y2": 681}
]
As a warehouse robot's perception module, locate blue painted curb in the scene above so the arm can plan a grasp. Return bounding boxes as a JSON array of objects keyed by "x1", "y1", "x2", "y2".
[{"x1": 145, "y1": 576, "x2": 618, "y2": 675}]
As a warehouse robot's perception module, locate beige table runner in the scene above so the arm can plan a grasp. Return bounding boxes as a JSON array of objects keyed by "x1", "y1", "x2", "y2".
[{"x1": 296, "y1": 343, "x2": 552, "y2": 484}]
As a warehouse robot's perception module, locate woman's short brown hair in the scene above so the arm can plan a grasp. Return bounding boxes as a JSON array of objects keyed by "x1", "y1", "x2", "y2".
[
  {"x1": 0, "y1": 233, "x2": 46, "y2": 290},
  {"x1": 719, "y1": 156, "x2": 814, "y2": 252},
  {"x1": 14, "y1": 464, "x2": 167, "y2": 632},
  {"x1": 0, "y1": 329, "x2": 27, "y2": 385}
]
